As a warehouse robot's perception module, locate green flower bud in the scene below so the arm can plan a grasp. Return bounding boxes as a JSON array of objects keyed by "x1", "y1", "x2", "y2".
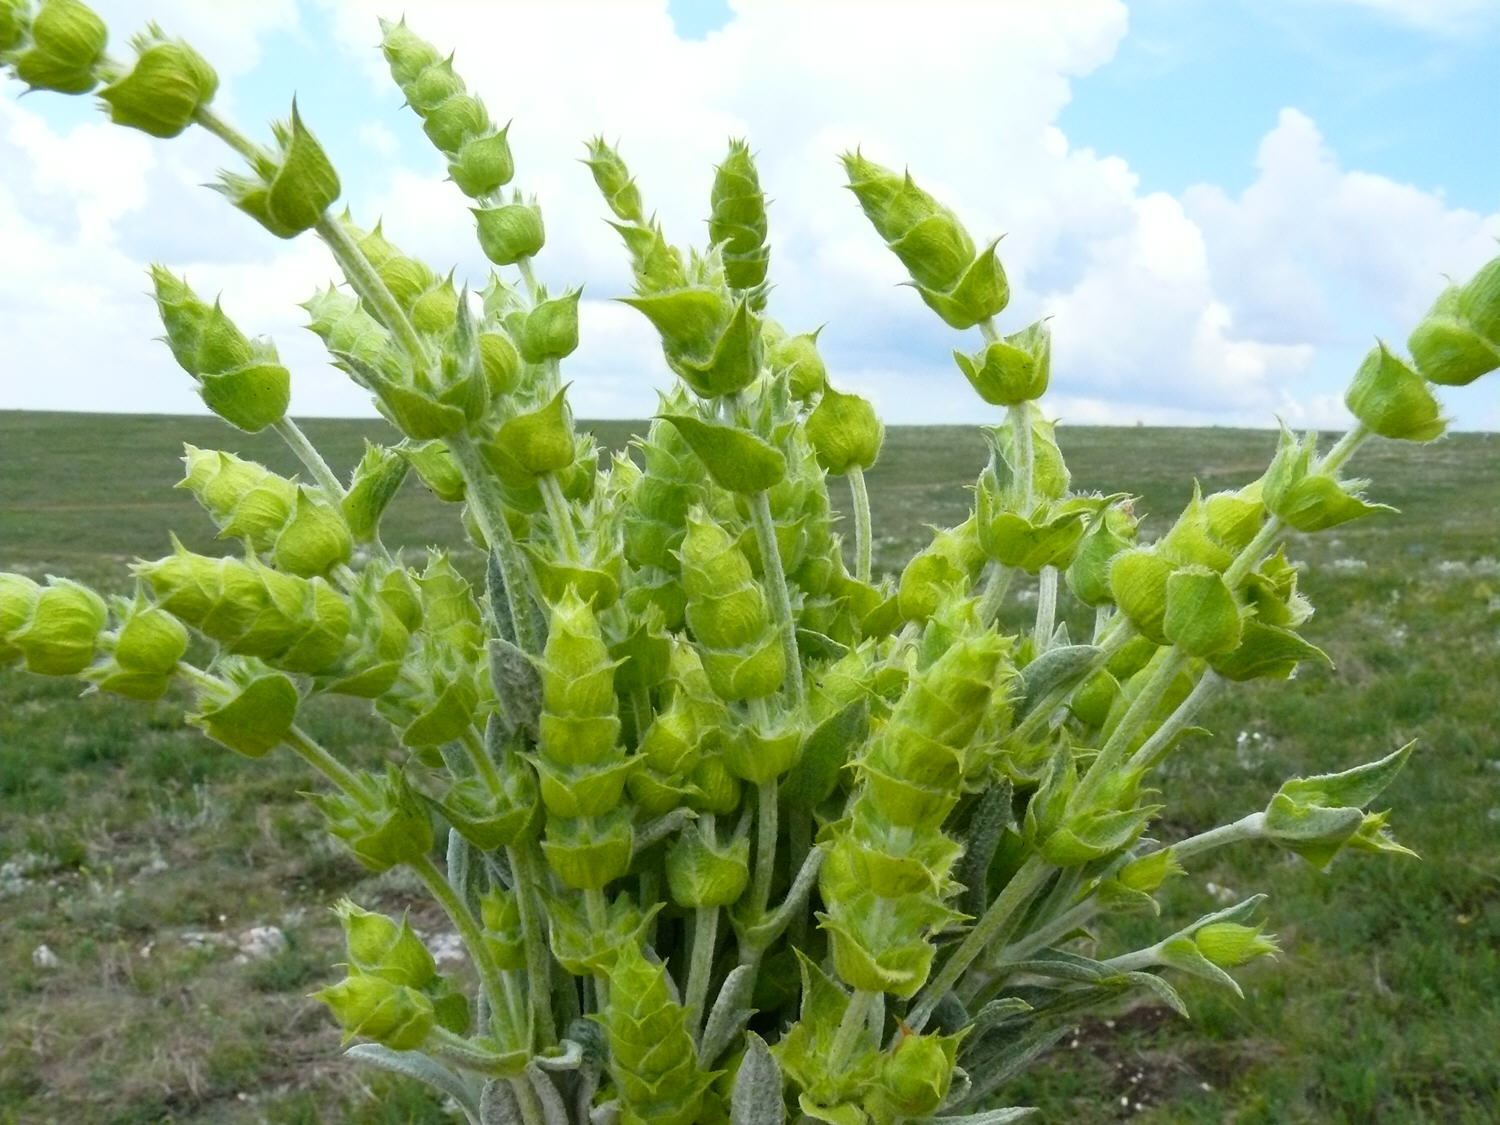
[
  {"x1": 340, "y1": 442, "x2": 408, "y2": 542},
  {"x1": 189, "y1": 669, "x2": 299, "y2": 758},
  {"x1": 475, "y1": 330, "x2": 521, "y2": 395},
  {"x1": 448, "y1": 127, "x2": 514, "y2": 197},
  {"x1": 539, "y1": 588, "x2": 621, "y2": 765},
  {"x1": 725, "y1": 715, "x2": 804, "y2": 784},
  {"x1": 1262, "y1": 428, "x2": 1394, "y2": 533},
  {"x1": 1344, "y1": 341, "x2": 1445, "y2": 442},
  {"x1": 518, "y1": 288, "x2": 580, "y2": 362},
  {"x1": 485, "y1": 388, "x2": 576, "y2": 481},
  {"x1": 0, "y1": 0, "x2": 29, "y2": 53},
  {"x1": 805, "y1": 386, "x2": 882, "y2": 474},
  {"x1": 769, "y1": 326, "x2": 827, "y2": 400},
  {"x1": 215, "y1": 102, "x2": 340, "y2": 239},
  {"x1": 112, "y1": 599, "x2": 187, "y2": 675},
  {"x1": 602, "y1": 943, "x2": 713, "y2": 1125},
  {"x1": 335, "y1": 899, "x2": 437, "y2": 987},
  {"x1": 1163, "y1": 565, "x2": 1243, "y2": 657},
  {"x1": 478, "y1": 887, "x2": 526, "y2": 970},
  {"x1": 954, "y1": 319, "x2": 1051, "y2": 405},
  {"x1": 409, "y1": 274, "x2": 458, "y2": 335},
  {"x1": 474, "y1": 197, "x2": 544, "y2": 266},
  {"x1": 1407, "y1": 286, "x2": 1500, "y2": 387},
  {"x1": 178, "y1": 445, "x2": 297, "y2": 551},
  {"x1": 665, "y1": 413, "x2": 786, "y2": 495},
  {"x1": 623, "y1": 288, "x2": 762, "y2": 398},
  {"x1": 1116, "y1": 846, "x2": 1185, "y2": 893},
  {"x1": 1065, "y1": 503, "x2": 1138, "y2": 606},
  {"x1": 12, "y1": 576, "x2": 106, "y2": 675},
  {"x1": 378, "y1": 16, "x2": 442, "y2": 87},
  {"x1": 314, "y1": 967, "x2": 435, "y2": 1050},
  {"x1": 541, "y1": 807, "x2": 633, "y2": 889},
  {"x1": 274, "y1": 488, "x2": 353, "y2": 577},
  {"x1": 1108, "y1": 547, "x2": 1175, "y2": 645},
  {"x1": 311, "y1": 768, "x2": 434, "y2": 872},
  {"x1": 1458, "y1": 255, "x2": 1500, "y2": 344},
  {"x1": 0, "y1": 572, "x2": 42, "y2": 665},
  {"x1": 100, "y1": 35, "x2": 217, "y2": 138},
  {"x1": 665, "y1": 822, "x2": 751, "y2": 909},
  {"x1": 1193, "y1": 921, "x2": 1279, "y2": 968},
  {"x1": 441, "y1": 770, "x2": 536, "y2": 850},
  {"x1": 710, "y1": 138, "x2": 770, "y2": 297},
  {"x1": 394, "y1": 439, "x2": 463, "y2": 503},
  {"x1": 873, "y1": 1032, "x2": 960, "y2": 1120},
  {"x1": 422, "y1": 91, "x2": 488, "y2": 153},
  {"x1": 10, "y1": 0, "x2": 105, "y2": 94},
  {"x1": 583, "y1": 136, "x2": 644, "y2": 223}
]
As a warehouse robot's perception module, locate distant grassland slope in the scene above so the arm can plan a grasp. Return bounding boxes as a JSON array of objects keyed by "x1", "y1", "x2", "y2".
[{"x1": 1, "y1": 411, "x2": 1497, "y2": 1124}]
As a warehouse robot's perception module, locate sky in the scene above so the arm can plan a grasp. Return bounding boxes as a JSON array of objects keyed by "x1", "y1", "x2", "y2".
[{"x1": 2, "y1": 0, "x2": 1497, "y2": 430}]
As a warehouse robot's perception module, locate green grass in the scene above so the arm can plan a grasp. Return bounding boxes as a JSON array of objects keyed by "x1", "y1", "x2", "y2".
[{"x1": 2, "y1": 410, "x2": 1497, "y2": 1123}]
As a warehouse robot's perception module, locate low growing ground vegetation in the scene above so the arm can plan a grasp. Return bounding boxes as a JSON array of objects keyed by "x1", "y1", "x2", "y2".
[{"x1": 2, "y1": 2, "x2": 1499, "y2": 1123}]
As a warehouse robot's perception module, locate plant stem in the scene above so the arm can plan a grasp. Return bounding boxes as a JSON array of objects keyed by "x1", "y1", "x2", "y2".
[
  {"x1": 978, "y1": 561, "x2": 1012, "y2": 627},
  {"x1": 740, "y1": 844, "x2": 825, "y2": 958},
  {"x1": 410, "y1": 853, "x2": 527, "y2": 1049},
  {"x1": 751, "y1": 779, "x2": 779, "y2": 919},
  {"x1": 282, "y1": 726, "x2": 372, "y2": 801},
  {"x1": 447, "y1": 433, "x2": 543, "y2": 655},
  {"x1": 993, "y1": 897, "x2": 1101, "y2": 966},
  {"x1": 684, "y1": 905, "x2": 719, "y2": 1040},
  {"x1": 1008, "y1": 623, "x2": 1133, "y2": 745},
  {"x1": 1033, "y1": 565, "x2": 1058, "y2": 653},
  {"x1": 538, "y1": 473, "x2": 580, "y2": 561},
  {"x1": 1170, "y1": 812, "x2": 1265, "y2": 863},
  {"x1": 273, "y1": 418, "x2": 345, "y2": 498},
  {"x1": 192, "y1": 105, "x2": 271, "y2": 168},
  {"x1": 460, "y1": 727, "x2": 504, "y2": 792},
  {"x1": 426, "y1": 1027, "x2": 521, "y2": 1077},
  {"x1": 847, "y1": 465, "x2": 873, "y2": 582},
  {"x1": 507, "y1": 842, "x2": 557, "y2": 1045},
  {"x1": 1008, "y1": 403, "x2": 1034, "y2": 514},
  {"x1": 907, "y1": 853, "x2": 1052, "y2": 1034},
  {"x1": 1126, "y1": 668, "x2": 1222, "y2": 774},
  {"x1": 1072, "y1": 648, "x2": 1190, "y2": 812},
  {"x1": 313, "y1": 211, "x2": 429, "y2": 362},
  {"x1": 585, "y1": 888, "x2": 611, "y2": 1009},
  {"x1": 749, "y1": 489, "x2": 804, "y2": 702},
  {"x1": 830, "y1": 989, "x2": 877, "y2": 1074}
]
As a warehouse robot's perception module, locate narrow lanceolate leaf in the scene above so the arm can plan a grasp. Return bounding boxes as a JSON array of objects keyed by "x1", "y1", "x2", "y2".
[
  {"x1": 730, "y1": 1032, "x2": 786, "y2": 1125},
  {"x1": 345, "y1": 1045, "x2": 480, "y2": 1120}
]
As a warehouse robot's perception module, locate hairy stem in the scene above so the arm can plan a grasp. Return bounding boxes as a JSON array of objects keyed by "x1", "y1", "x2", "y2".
[
  {"x1": 1171, "y1": 812, "x2": 1266, "y2": 863},
  {"x1": 907, "y1": 854, "x2": 1053, "y2": 1034},
  {"x1": 507, "y1": 842, "x2": 557, "y2": 1045},
  {"x1": 538, "y1": 473, "x2": 580, "y2": 561},
  {"x1": 847, "y1": 465, "x2": 873, "y2": 582},
  {"x1": 751, "y1": 779, "x2": 779, "y2": 919},
  {"x1": 1033, "y1": 564, "x2": 1058, "y2": 653},
  {"x1": 1126, "y1": 668, "x2": 1222, "y2": 774},
  {"x1": 684, "y1": 905, "x2": 719, "y2": 1040},
  {"x1": 749, "y1": 490, "x2": 805, "y2": 703},
  {"x1": 830, "y1": 989, "x2": 877, "y2": 1074},
  {"x1": 313, "y1": 212, "x2": 428, "y2": 362},
  {"x1": 410, "y1": 853, "x2": 527, "y2": 1049},
  {"x1": 447, "y1": 433, "x2": 543, "y2": 654},
  {"x1": 273, "y1": 418, "x2": 345, "y2": 498}
]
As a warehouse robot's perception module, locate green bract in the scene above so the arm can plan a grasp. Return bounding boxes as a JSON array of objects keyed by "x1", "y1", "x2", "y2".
[{"x1": 2, "y1": 8, "x2": 1490, "y2": 1123}]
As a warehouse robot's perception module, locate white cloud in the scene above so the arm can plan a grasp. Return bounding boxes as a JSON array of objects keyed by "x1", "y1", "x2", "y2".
[
  {"x1": 1307, "y1": 0, "x2": 1499, "y2": 34},
  {"x1": 1, "y1": 0, "x2": 1495, "y2": 433}
]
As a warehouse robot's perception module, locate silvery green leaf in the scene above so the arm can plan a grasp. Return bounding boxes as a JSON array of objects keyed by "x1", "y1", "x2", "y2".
[
  {"x1": 730, "y1": 1032, "x2": 785, "y2": 1125},
  {"x1": 1003, "y1": 949, "x2": 1118, "y2": 984},
  {"x1": 479, "y1": 1079, "x2": 523, "y2": 1125},
  {"x1": 700, "y1": 963, "x2": 757, "y2": 1064},
  {"x1": 951, "y1": 1024, "x2": 1068, "y2": 1111},
  {"x1": 1122, "y1": 970, "x2": 1189, "y2": 1018},
  {"x1": 969, "y1": 996, "x2": 1033, "y2": 1038},
  {"x1": 782, "y1": 699, "x2": 867, "y2": 809},
  {"x1": 957, "y1": 779, "x2": 1013, "y2": 917},
  {"x1": 795, "y1": 627, "x2": 848, "y2": 661},
  {"x1": 1018, "y1": 644, "x2": 1099, "y2": 717},
  {"x1": 1275, "y1": 741, "x2": 1414, "y2": 810},
  {"x1": 928, "y1": 1109, "x2": 1037, "y2": 1124},
  {"x1": 488, "y1": 635, "x2": 541, "y2": 737},
  {"x1": 930, "y1": 989, "x2": 970, "y2": 1035},
  {"x1": 345, "y1": 1044, "x2": 480, "y2": 1120},
  {"x1": 485, "y1": 550, "x2": 517, "y2": 646}
]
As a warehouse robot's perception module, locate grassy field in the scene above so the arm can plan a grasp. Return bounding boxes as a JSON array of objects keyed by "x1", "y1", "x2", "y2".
[{"x1": 1, "y1": 410, "x2": 1497, "y2": 1123}]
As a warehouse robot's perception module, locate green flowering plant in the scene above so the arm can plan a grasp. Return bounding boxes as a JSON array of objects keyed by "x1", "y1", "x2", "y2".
[{"x1": 4, "y1": 3, "x2": 1497, "y2": 1121}]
